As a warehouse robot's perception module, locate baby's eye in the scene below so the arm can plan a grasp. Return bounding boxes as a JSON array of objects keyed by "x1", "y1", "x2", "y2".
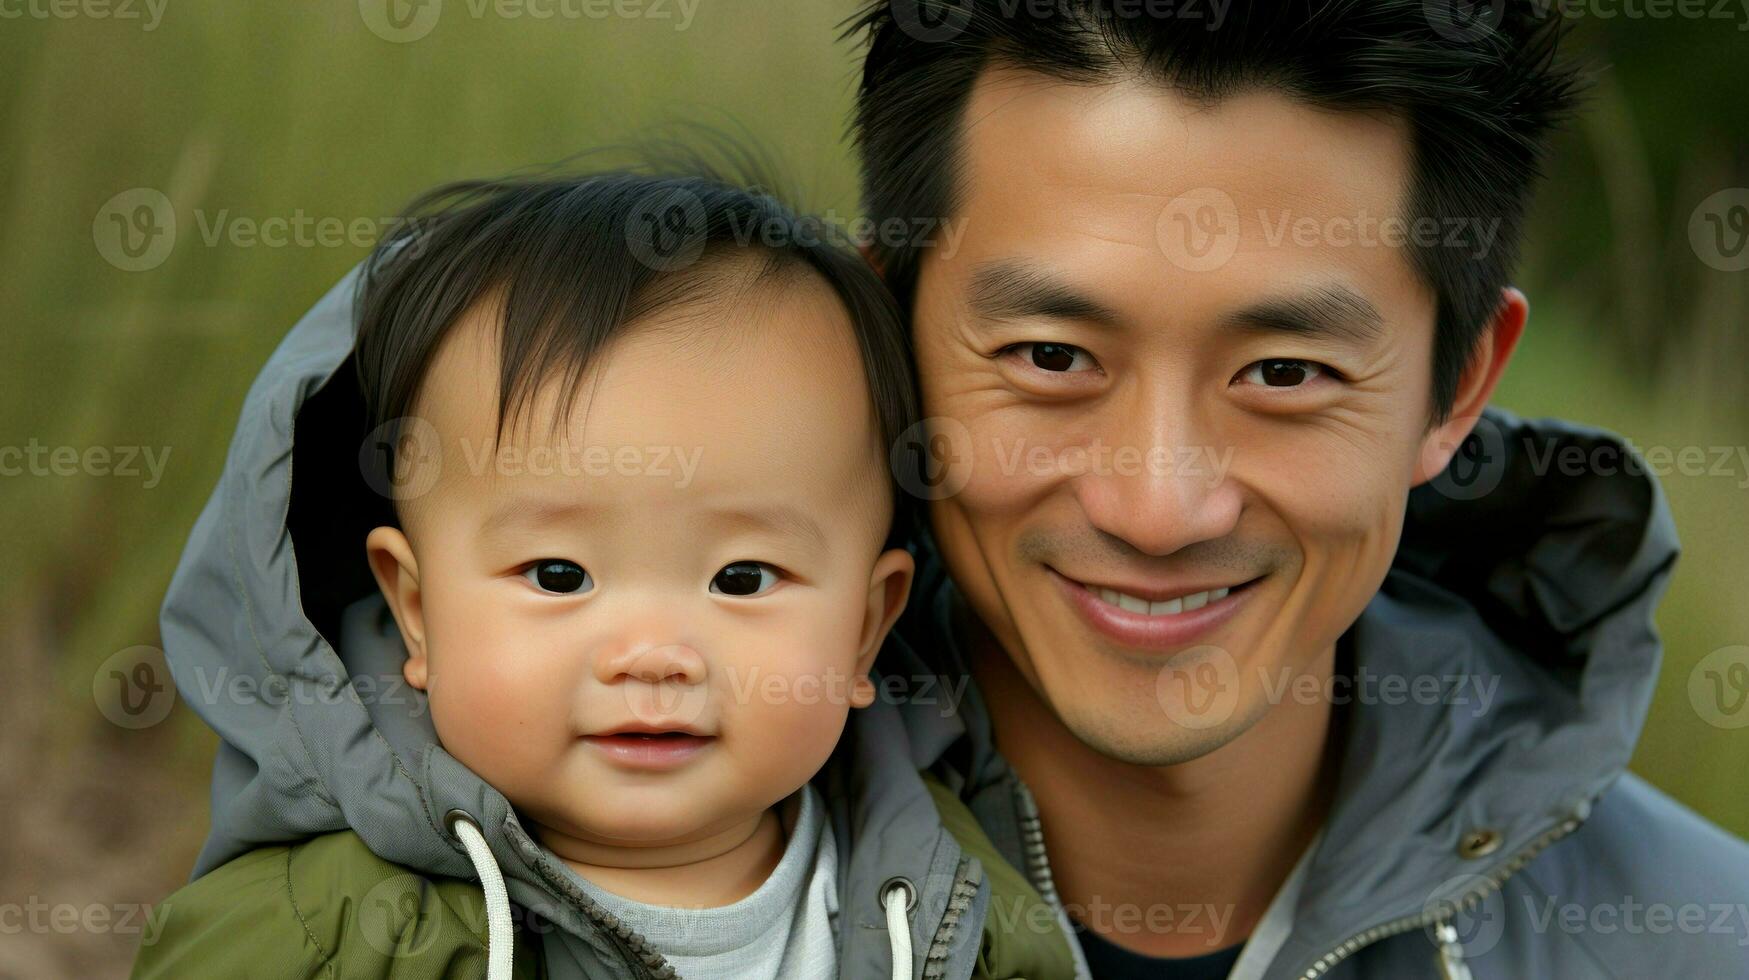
[
  {"x1": 710, "y1": 561, "x2": 780, "y2": 597},
  {"x1": 1237, "y1": 359, "x2": 1328, "y2": 388},
  {"x1": 523, "y1": 559, "x2": 593, "y2": 595}
]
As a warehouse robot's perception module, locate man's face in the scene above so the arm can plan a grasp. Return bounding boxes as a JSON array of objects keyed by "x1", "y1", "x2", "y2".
[{"x1": 913, "y1": 67, "x2": 1459, "y2": 764}]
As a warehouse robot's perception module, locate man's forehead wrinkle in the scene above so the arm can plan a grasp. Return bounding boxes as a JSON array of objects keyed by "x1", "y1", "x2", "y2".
[{"x1": 1069, "y1": 222, "x2": 1162, "y2": 255}]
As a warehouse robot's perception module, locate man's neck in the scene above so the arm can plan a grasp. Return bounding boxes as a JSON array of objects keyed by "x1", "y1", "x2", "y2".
[{"x1": 967, "y1": 618, "x2": 1337, "y2": 958}]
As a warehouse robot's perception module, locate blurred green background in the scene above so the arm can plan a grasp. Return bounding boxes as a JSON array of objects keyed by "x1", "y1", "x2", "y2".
[{"x1": 2, "y1": 2, "x2": 1745, "y2": 976}]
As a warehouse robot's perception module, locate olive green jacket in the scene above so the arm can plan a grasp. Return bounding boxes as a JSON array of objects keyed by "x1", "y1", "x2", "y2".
[{"x1": 133, "y1": 776, "x2": 1074, "y2": 980}]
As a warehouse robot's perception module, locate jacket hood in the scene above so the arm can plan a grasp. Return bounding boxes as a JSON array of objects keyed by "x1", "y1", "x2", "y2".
[
  {"x1": 1275, "y1": 408, "x2": 1679, "y2": 977},
  {"x1": 160, "y1": 271, "x2": 985, "y2": 979},
  {"x1": 881, "y1": 407, "x2": 1680, "y2": 978}
]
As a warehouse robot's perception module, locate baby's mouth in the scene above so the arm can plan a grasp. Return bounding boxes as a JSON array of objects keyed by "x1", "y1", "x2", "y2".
[
  {"x1": 583, "y1": 730, "x2": 716, "y2": 769},
  {"x1": 597, "y1": 731, "x2": 712, "y2": 745}
]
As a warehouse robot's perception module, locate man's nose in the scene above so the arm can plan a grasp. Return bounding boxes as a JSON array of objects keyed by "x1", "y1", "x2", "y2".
[
  {"x1": 1072, "y1": 402, "x2": 1242, "y2": 558},
  {"x1": 593, "y1": 640, "x2": 708, "y2": 686}
]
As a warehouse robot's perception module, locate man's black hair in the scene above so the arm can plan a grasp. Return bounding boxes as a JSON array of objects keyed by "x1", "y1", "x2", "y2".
[
  {"x1": 847, "y1": 0, "x2": 1586, "y2": 419},
  {"x1": 352, "y1": 171, "x2": 919, "y2": 532}
]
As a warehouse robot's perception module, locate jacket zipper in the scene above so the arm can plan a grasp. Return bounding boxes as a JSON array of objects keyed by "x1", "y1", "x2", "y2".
[
  {"x1": 1008, "y1": 775, "x2": 1588, "y2": 980},
  {"x1": 1293, "y1": 813, "x2": 1585, "y2": 979},
  {"x1": 921, "y1": 857, "x2": 982, "y2": 979},
  {"x1": 1011, "y1": 779, "x2": 1063, "y2": 908},
  {"x1": 507, "y1": 823, "x2": 678, "y2": 980}
]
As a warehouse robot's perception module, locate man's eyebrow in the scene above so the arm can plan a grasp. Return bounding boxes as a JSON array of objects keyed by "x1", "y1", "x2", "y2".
[
  {"x1": 707, "y1": 504, "x2": 828, "y2": 551},
  {"x1": 1220, "y1": 284, "x2": 1386, "y2": 348},
  {"x1": 966, "y1": 260, "x2": 1124, "y2": 328}
]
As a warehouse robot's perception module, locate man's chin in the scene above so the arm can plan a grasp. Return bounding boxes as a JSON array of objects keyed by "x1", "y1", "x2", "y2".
[{"x1": 1050, "y1": 691, "x2": 1269, "y2": 767}]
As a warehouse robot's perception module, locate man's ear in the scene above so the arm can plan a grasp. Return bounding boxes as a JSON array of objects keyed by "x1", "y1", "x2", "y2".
[
  {"x1": 365, "y1": 526, "x2": 429, "y2": 691},
  {"x1": 850, "y1": 547, "x2": 916, "y2": 708},
  {"x1": 1413, "y1": 286, "x2": 1528, "y2": 485}
]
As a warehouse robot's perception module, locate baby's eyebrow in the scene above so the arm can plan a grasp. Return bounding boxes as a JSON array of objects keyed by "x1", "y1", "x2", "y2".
[
  {"x1": 478, "y1": 498, "x2": 602, "y2": 536},
  {"x1": 706, "y1": 504, "x2": 828, "y2": 551}
]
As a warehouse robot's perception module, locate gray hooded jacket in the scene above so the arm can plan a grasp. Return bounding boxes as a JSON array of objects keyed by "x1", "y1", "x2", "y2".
[
  {"x1": 159, "y1": 271, "x2": 998, "y2": 980},
  {"x1": 163, "y1": 267, "x2": 1747, "y2": 979},
  {"x1": 878, "y1": 408, "x2": 1749, "y2": 978}
]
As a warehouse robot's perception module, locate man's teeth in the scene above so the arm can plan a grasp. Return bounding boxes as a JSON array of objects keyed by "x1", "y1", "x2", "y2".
[{"x1": 1092, "y1": 585, "x2": 1230, "y2": 615}]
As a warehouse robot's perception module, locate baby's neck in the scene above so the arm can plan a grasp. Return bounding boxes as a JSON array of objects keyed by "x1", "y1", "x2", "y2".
[{"x1": 539, "y1": 806, "x2": 786, "y2": 907}]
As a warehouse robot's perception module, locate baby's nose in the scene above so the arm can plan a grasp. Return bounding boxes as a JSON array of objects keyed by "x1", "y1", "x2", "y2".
[{"x1": 594, "y1": 641, "x2": 707, "y2": 686}]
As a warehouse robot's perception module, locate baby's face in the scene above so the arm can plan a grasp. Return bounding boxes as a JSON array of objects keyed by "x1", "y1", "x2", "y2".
[{"x1": 367, "y1": 273, "x2": 911, "y2": 854}]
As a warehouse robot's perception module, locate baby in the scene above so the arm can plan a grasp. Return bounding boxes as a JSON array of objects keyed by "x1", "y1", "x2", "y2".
[
  {"x1": 355, "y1": 173, "x2": 915, "y2": 977},
  {"x1": 132, "y1": 169, "x2": 1077, "y2": 980}
]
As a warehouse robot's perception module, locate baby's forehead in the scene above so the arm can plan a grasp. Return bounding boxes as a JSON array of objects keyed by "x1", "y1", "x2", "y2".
[{"x1": 409, "y1": 273, "x2": 887, "y2": 504}]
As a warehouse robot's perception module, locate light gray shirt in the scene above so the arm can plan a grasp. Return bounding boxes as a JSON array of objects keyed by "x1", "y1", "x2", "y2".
[{"x1": 564, "y1": 784, "x2": 839, "y2": 980}]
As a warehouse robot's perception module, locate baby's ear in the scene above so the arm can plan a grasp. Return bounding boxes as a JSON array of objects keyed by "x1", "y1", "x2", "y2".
[
  {"x1": 365, "y1": 526, "x2": 429, "y2": 690},
  {"x1": 851, "y1": 548, "x2": 916, "y2": 708}
]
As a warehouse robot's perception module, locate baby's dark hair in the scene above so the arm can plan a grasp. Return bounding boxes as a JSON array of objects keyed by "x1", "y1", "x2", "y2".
[{"x1": 353, "y1": 171, "x2": 919, "y2": 533}]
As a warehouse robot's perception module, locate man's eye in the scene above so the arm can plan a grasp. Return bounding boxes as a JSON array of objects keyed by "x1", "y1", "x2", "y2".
[
  {"x1": 710, "y1": 561, "x2": 780, "y2": 597},
  {"x1": 523, "y1": 559, "x2": 593, "y2": 595},
  {"x1": 1238, "y1": 359, "x2": 1327, "y2": 388},
  {"x1": 1003, "y1": 342, "x2": 1099, "y2": 373}
]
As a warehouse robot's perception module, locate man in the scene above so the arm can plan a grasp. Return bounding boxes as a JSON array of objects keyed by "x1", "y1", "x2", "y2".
[{"x1": 852, "y1": 2, "x2": 1749, "y2": 977}]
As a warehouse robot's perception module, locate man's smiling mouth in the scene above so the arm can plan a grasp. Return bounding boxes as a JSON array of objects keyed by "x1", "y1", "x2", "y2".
[
  {"x1": 1086, "y1": 583, "x2": 1230, "y2": 616},
  {"x1": 1063, "y1": 572, "x2": 1261, "y2": 615},
  {"x1": 1046, "y1": 567, "x2": 1264, "y2": 650}
]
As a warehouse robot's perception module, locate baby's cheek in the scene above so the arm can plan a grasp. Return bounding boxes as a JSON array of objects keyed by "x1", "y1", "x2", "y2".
[
  {"x1": 724, "y1": 641, "x2": 859, "y2": 777},
  {"x1": 428, "y1": 652, "x2": 571, "y2": 784},
  {"x1": 752, "y1": 613, "x2": 866, "y2": 705},
  {"x1": 736, "y1": 694, "x2": 851, "y2": 790}
]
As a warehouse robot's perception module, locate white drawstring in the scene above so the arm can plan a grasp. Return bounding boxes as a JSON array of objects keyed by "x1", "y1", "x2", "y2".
[
  {"x1": 449, "y1": 812, "x2": 909, "y2": 980},
  {"x1": 882, "y1": 879, "x2": 914, "y2": 980},
  {"x1": 1433, "y1": 921, "x2": 1474, "y2": 980},
  {"x1": 451, "y1": 813, "x2": 514, "y2": 980}
]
